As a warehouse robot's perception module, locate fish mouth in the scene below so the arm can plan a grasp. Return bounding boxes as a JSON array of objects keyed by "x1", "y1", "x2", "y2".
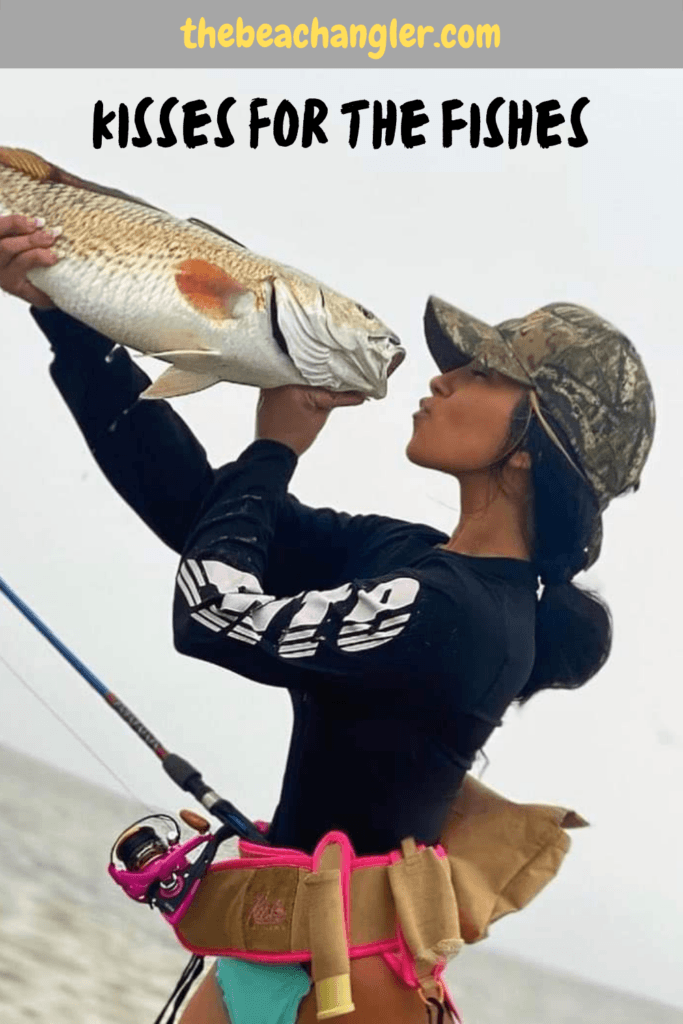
[
  {"x1": 387, "y1": 350, "x2": 405, "y2": 377},
  {"x1": 368, "y1": 333, "x2": 404, "y2": 377}
]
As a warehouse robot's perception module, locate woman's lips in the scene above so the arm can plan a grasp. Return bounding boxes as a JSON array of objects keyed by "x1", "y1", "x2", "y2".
[{"x1": 413, "y1": 398, "x2": 431, "y2": 418}]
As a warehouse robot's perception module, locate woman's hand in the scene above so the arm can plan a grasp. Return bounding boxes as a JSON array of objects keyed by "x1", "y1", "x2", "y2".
[
  {"x1": 256, "y1": 385, "x2": 365, "y2": 457},
  {"x1": 0, "y1": 214, "x2": 60, "y2": 309}
]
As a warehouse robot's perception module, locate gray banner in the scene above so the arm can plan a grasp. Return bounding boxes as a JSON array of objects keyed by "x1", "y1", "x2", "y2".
[{"x1": 0, "y1": 0, "x2": 681, "y2": 67}]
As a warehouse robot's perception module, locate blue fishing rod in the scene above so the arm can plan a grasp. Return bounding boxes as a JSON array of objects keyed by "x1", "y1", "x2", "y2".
[{"x1": 0, "y1": 572, "x2": 266, "y2": 845}]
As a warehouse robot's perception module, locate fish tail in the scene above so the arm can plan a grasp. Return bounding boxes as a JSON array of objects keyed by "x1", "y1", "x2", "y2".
[
  {"x1": 0, "y1": 146, "x2": 161, "y2": 212},
  {"x1": 0, "y1": 147, "x2": 55, "y2": 181}
]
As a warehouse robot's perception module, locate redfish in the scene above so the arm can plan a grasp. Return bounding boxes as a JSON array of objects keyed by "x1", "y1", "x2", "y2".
[{"x1": 0, "y1": 147, "x2": 404, "y2": 398}]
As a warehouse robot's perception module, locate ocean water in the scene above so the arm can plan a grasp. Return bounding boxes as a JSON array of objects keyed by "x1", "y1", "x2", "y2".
[{"x1": 1, "y1": 744, "x2": 680, "y2": 1024}]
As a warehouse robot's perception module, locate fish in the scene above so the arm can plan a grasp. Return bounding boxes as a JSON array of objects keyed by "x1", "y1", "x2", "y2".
[{"x1": 0, "y1": 147, "x2": 404, "y2": 399}]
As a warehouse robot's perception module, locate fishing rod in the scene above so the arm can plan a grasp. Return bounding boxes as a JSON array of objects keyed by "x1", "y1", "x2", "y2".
[{"x1": 0, "y1": 572, "x2": 266, "y2": 845}]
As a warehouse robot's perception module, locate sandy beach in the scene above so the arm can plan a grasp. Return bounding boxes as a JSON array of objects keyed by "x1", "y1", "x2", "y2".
[{"x1": 1, "y1": 744, "x2": 680, "y2": 1024}]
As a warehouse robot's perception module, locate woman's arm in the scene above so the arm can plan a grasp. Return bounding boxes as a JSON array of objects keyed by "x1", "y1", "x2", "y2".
[
  {"x1": 173, "y1": 438, "x2": 454, "y2": 696},
  {"x1": 33, "y1": 306, "x2": 215, "y2": 552},
  {"x1": 32, "y1": 316, "x2": 373, "y2": 568},
  {"x1": 1, "y1": 214, "x2": 214, "y2": 551}
]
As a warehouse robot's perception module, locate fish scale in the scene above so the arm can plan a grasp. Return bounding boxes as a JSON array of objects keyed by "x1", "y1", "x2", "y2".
[{"x1": 0, "y1": 146, "x2": 404, "y2": 398}]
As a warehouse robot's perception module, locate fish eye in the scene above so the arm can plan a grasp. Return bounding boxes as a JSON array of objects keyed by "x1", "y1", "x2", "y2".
[{"x1": 356, "y1": 304, "x2": 376, "y2": 320}]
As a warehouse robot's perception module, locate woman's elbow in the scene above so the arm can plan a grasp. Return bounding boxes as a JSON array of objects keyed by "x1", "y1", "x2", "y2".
[{"x1": 172, "y1": 604, "x2": 198, "y2": 657}]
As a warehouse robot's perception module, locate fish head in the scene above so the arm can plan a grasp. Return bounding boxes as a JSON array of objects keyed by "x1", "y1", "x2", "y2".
[{"x1": 272, "y1": 275, "x2": 404, "y2": 399}]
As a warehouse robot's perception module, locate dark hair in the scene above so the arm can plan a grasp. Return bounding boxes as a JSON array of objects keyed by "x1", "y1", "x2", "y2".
[{"x1": 500, "y1": 397, "x2": 612, "y2": 705}]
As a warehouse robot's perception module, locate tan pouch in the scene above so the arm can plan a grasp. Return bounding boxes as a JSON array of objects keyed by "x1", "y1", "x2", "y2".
[
  {"x1": 441, "y1": 774, "x2": 588, "y2": 943},
  {"x1": 305, "y1": 840, "x2": 355, "y2": 1019},
  {"x1": 387, "y1": 838, "x2": 463, "y2": 969}
]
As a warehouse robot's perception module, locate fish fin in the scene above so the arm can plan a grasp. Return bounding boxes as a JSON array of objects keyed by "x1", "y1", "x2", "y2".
[
  {"x1": 0, "y1": 146, "x2": 162, "y2": 211},
  {"x1": 187, "y1": 217, "x2": 246, "y2": 249},
  {"x1": 153, "y1": 348, "x2": 221, "y2": 360},
  {"x1": 141, "y1": 366, "x2": 220, "y2": 399},
  {"x1": 175, "y1": 258, "x2": 252, "y2": 320},
  {"x1": 154, "y1": 350, "x2": 226, "y2": 373}
]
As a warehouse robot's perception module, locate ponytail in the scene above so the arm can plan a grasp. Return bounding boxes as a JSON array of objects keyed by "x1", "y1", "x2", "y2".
[{"x1": 502, "y1": 403, "x2": 613, "y2": 704}]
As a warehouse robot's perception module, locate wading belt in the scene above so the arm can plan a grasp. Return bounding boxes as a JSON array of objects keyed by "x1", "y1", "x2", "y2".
[{"x1": 111, "y1": 774, "x2": 587, "y2": 1020}]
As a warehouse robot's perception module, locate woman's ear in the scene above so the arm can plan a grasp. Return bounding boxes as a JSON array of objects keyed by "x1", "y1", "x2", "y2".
[{"x1": 508, "y1": 449, "x2": 531, "y2": 470}]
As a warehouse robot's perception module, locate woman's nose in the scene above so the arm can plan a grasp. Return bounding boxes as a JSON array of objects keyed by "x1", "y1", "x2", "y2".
[{"x1": 429, "y1": 374, "x2": 450, "y2": 397}]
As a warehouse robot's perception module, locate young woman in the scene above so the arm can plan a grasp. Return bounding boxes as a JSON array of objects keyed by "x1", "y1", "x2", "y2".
[{"x1": 0, "y1": 216, "x2": 655, "y2": 1024}]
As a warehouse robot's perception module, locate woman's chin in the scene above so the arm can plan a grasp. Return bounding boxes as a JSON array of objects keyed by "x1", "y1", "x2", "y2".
[
  {"x1": 406, "y1": 439, "x2": 459, "y2": 478},
  {"x1": 405, "y1": 437, "x2": 430, "y2": 468}
]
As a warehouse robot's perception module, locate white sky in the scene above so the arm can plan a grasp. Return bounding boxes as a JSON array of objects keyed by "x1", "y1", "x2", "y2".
[{"x1": 0, "y1": 69, "x2": 681, "y2": 1008}]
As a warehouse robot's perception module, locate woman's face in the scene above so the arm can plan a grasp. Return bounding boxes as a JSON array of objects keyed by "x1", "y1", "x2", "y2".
[{"x1": 406, "y1": 363, "x2": 529, "y2": 476}]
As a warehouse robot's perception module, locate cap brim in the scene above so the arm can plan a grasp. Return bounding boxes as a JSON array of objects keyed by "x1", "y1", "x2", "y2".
[{"x1": 424, "y1": 296, "x2": 533, "y2": 386}]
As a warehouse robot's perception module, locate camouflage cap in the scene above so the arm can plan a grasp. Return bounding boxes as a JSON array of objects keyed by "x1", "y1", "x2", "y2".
[{"x1": 424, "y1": 297, "x2": 656, "y2": 568}]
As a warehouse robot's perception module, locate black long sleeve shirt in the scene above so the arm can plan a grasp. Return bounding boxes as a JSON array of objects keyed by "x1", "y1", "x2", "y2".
[{"x1": 33, "y1": 307, "x2": 537, "y2": 856}]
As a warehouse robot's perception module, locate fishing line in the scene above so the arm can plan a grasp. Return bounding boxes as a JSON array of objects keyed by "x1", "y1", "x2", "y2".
[{"x1": 0, "y1": 649, "x2": 148, "y2": 807}]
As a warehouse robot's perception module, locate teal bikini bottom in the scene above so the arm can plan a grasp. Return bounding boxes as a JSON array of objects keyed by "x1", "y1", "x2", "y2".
[{"x1": 215, "y1": 957, "x2": 312, "y2": 1024}]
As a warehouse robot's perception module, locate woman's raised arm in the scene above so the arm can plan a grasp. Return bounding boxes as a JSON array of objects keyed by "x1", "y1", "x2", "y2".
[{"x1": 1, "y1": 214, "x2": 214, "y2": 551}]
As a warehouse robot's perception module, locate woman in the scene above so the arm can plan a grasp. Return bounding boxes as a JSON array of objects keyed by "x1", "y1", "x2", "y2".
[{"x1": 0, "y1": 216, "x2": 655, "y2": 1024}]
